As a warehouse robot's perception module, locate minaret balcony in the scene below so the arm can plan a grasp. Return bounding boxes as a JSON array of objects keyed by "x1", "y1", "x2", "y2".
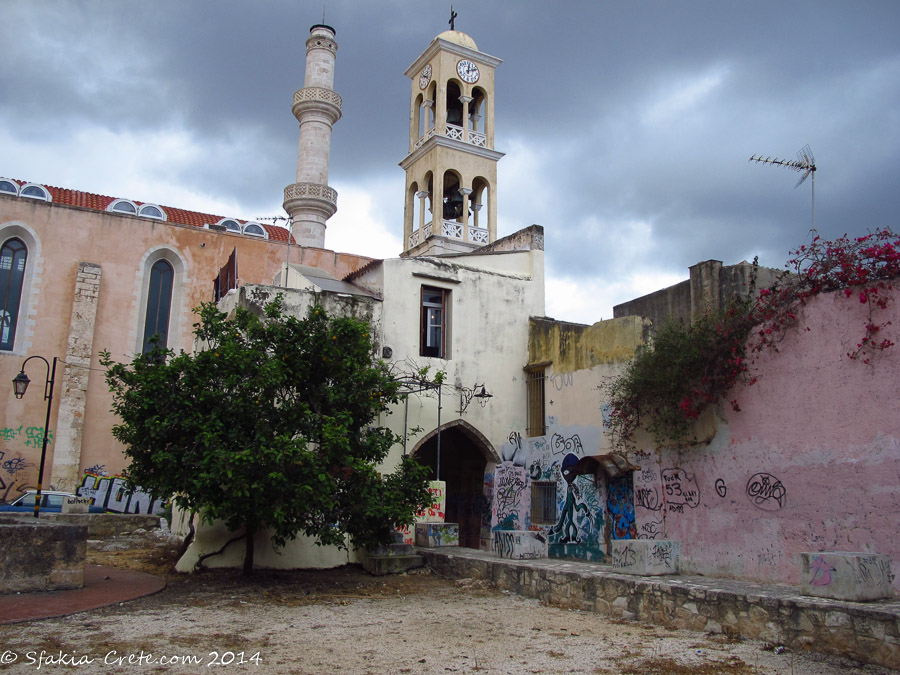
[{"x1": 292, "y1": 87, "x2": 343, "y2": 124}]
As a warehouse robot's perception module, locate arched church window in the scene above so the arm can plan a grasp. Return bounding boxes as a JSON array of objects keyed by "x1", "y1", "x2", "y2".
[
  {"x1": 138, "y1": 204, "x2": 166, "y2": 220},
  {"x1": 0, "y1": 238, "x2": 28, "y2": 351},
  {"x1": 108, "y1": 199, "x2": 138, "y2": 215},
  {"x1": 142, "y1": 259, "x2": 174, "y2": 354},
  {"x1": 20, "y1": 184, "x2": 50, "y2": 201},
  {"x1": 242, "y1": 222, "x2": 267, "y2": 238},
  {"x1": 0, "y1": 179, "x2": 19, "y2": 195},
  {"x1": 217, "y1": 218, "x2": 242, "y2": 233}
]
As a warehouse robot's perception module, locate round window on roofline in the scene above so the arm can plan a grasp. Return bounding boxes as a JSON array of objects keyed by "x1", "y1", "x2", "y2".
[
  {"x1": 217, "y1": 218, "x2": 242, "y2": 233},
  {"x1": 242, "y1": 222, "x2": 267, "y2": 238},
  {"x1": 20, "y1": 184, "x2": 51, "y2": 201},
  {"x1": 138, "y1": 204, "x2": 166, "y2": 220},
  {"x1": 0, "y1": 178, "x2": 19, "y2": 195},
  {"x1": 108, "y1": 199, "x2": 137, "y2": 214}
]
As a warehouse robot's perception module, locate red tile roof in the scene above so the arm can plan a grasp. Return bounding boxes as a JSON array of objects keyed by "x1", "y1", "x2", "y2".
[{"x1": 7, "y1": 179, "x2": 293, "y2": 243}]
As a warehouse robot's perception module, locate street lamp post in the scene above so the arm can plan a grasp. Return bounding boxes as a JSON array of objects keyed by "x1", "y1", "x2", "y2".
[{"x1": 12, "y1": 355, "x2": 58, "y2": 518}]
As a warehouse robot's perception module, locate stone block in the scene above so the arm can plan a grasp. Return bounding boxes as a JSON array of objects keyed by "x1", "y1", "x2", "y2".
[
  {"x1": 415, "y1": 522, "x2": 459, "y2": 547},
  {"x1": 611, "y1": 539, "x2": 680, "y2": 576},
  {"x1": 491, "y1": 530, "x2": 548, "y2": 560},
  {"x1": 800, "y1": 552, "x2": 894, "y2": 601},
  {"x1": 62, "y1": 496, "x2": 91, "y2": 514},
  {"x1": 0, "y1": 516, "x2": 87, "y2": 593}
]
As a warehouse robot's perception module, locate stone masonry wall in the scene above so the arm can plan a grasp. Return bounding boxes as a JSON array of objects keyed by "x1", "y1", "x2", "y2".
[{"x1": 422, "y1": 551, "x2": 900, "y2": 670}]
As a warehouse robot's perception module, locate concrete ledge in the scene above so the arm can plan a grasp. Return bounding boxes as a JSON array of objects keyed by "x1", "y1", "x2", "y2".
[
  {"x1": 491, "y1": 530, "x2": 548, "y2": 559},
  {"x1": 611, "y1": 539, "x2": 680, "y2": 575},
  {"x1": 415, "y1": 522, "x2": 459, "y2": 547},
  {"x1": 419, "y1": 547, "x2": 900, "y2": 670},
  {"x1": 800, "y1": 552, "x2": 894, "y2": 601},
  {"x1": 43, "y1": 513, "x2": 160, "y2": 538},
  {"x1": 0, "y1": 516, "x2": 87, "y2": 593}
]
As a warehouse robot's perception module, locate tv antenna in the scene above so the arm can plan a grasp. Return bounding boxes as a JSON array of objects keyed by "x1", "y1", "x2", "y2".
[{"x1": 749, "y1": 144, "x2": 816, "y2": 229}]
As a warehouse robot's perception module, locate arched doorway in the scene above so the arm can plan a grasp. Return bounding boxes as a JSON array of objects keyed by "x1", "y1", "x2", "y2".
[{"x1": 413, "y1": 421, "x2": 497, "y2": 549}]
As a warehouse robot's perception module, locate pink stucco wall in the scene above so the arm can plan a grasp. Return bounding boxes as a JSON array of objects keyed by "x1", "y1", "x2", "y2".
[
  {"x1": 632, "y1": 290, "x2": 900, "y2": 589},
  {"x1": 1, "y1": 196, "x2": 374, "y2": 501}
]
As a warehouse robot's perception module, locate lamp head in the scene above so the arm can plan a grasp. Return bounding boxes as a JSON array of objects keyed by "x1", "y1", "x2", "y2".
[{"x1": 12, "y1": 371, "x2": 30, "y2": 399}]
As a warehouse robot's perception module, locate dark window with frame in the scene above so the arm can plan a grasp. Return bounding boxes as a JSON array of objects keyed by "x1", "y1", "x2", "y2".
[
  {"x1": 530, "y1": 481, "x2": 557, "y2": 525},
  {"x1": 0, "y1": 238, "x2": 27, "y2": 351},
  {"x1": 142, "y1": 259, "x2": 174, "y2": 354},
  {"x1": 525, "y1": 367, "x2": 546, "y2": 437},
  {"x1": 420, "y1": 286, "x2": 449, "y2": 358}
]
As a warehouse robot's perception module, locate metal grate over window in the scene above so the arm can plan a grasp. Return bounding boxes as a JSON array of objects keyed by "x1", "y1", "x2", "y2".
[
  {"x1": 530, "y1": 481, "x2": 557, "y2": 524},
  {"x1": 525, "y1": 368, "x2": 546, "y2": 437}
]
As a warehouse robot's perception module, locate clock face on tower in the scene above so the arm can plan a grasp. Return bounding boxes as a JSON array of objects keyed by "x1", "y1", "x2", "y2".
[
  {"x1": 419, "y1": 64, "x2": 432, "y2": 89},
  {"x1": 456, "y1": 59, "x2": 479, "y2": 84}
]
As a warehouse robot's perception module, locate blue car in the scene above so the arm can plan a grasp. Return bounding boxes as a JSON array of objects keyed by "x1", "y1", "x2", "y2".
[{"x1": 0, "y1": 490, "x2": 106, "y2": 513}]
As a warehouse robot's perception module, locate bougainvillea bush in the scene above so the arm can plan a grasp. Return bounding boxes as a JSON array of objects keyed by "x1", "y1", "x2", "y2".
[{"x1": 606, "y1": 228, "x2": 900, "y2": 448}]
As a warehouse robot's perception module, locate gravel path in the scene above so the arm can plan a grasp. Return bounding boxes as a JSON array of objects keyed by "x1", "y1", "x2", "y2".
[{"x1": 0, "y1": 531, "x2": 896, "y2": 674}]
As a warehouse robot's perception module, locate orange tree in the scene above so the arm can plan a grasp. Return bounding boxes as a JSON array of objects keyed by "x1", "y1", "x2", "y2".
[{"x1": 101, "y1": 297, "x2": 430, "y2": 575}]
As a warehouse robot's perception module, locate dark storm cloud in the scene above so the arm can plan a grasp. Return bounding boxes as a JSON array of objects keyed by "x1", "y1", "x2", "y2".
[{"x1": 1, "y1": 0, "x2": 898, "y2": 321}]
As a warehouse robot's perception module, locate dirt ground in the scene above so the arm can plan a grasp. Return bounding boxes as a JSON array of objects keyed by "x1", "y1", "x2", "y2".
[{"x1": 0, "y1": 529, "x2": 897, "y2": 674}]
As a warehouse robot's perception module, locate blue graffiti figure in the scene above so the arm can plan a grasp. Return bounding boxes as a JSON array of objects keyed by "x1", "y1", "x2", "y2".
[{"x1": 550, "y1": 453, "x2": 593, "y2": 544}]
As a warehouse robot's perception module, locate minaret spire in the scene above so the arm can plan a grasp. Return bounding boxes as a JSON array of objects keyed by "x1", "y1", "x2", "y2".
[{"x1": 283, "y1": 24, "x2": 342, "y2": 249}]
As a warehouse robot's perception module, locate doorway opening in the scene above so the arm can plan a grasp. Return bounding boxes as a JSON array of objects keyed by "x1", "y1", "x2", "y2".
[{"x1": 413, "y1": 421, "x2": 496, "y2": 549}]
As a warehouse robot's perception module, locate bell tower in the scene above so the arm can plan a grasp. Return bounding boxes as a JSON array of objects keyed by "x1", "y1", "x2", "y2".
[
  {"x1": 400, "y1": 29, "x2": 504, "y2": 257},
  {"x1": 283, "y1": 24, "x2": 341, "y2": 249}
]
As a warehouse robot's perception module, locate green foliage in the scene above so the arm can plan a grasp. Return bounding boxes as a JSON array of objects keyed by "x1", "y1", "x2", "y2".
[
  {"x1": 607, "y1": 228, "x2": 900, "y2": 449},
  {"x1": 605, "y1": 298, "x2": 757, "y2": 448},
  {"x1": 101, "y1": 297, "x2": 431, "y2": 572}
]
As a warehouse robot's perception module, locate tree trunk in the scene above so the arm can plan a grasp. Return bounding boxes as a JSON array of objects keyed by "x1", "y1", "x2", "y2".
[{"x1": 243, "y1": 526, "x2": 255, "y2": 576}]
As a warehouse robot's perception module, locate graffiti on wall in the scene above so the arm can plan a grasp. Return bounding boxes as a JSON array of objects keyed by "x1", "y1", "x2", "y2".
[
  {"x1": 492, "y1": 530, "x2": 547, "y2": 560},
  {"x1": 0, "y1": 450, "x2": 36, "y2": 502},
  {"x1": 631, "y1": 449, "x2": 663, "y2": 513},
  {"x1": 77, "y1": 472, "x2": 165, "y2": 515},
  {"x1": 550, "y1": 433, "x2": 583, "y2": 457},
  {"x1": 660, "y1": 468, "x2": 700, "y2": 513},
  {"x1": 1, "y1": 425, "x2": 53, "y2": 448},
  {"x1": 715, "y1": 478, "x2": 727, "y2": 498},
  {"x1": 746, "y1": 472, "x2": 786, "y2": 511},
  {"x1": 637, "y1": 516, "x2": 664, "y2": 540},
  {"x1": 549, "y1": 453, "x2": 597, "y2": 544},
  {"x1": 809, "y1": 555, "x2": 837, "y2": 586},
  {"x1": 491, "y1": 462, "x2": 528, "y2": 530},
  {"x1": 607, "y1": 473, "x2": 637, "y2": 539},
  {"x1": 500, "y1": 432, "x2": 526, "y2": 466},
  {"x1": 548, "y1": 372, "x2": 574, "y2": 391},
  {"x1": 415, "y1": 481, "x2": 446, "y2": 523}
]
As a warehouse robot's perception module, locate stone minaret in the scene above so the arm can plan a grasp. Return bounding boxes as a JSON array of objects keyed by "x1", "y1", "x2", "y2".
[{"x1": 283, "y1": 24, "x2": 342, "y2": 249}]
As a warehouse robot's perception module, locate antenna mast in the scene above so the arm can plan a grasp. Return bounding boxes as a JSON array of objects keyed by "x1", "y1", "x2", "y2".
[{"x1": 749, "y1": 144, "x2": 817, "y2": 229}]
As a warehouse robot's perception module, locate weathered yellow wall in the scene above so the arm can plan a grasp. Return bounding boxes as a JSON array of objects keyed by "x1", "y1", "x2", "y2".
[{"x1": 528, "y1": 315, "x2": 650, "y2": 373}]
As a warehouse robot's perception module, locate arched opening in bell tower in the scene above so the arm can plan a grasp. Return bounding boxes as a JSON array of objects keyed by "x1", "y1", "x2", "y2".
[
  {"x1": 472, "y1": 177, "x2": 490, "y2": 239},
  {"x1": 414, "y1": 93, "x2": 425, "y2": 141},
  {"x1": 413, "y1": 421, "x2": 498, "y2": 549},
  {"x1": 446, "y1": 81, "x2": 464, "y2": 129},
  {"x1": 468, "y1": 88, "x2": 486, "y2": 132},
  {"x1": 441, "y1": 170, "x2": 464, "y2": 224}
]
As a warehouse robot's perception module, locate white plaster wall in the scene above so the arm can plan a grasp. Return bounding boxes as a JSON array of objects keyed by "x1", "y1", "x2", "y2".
[{"x1": 375, "y1": 248, "x2": 544, "y2": 470}]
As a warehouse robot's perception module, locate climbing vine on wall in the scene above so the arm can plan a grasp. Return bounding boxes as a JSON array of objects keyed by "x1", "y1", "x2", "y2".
[
  {"x1": 606, "y1": 228, "x2": 900, "y2": 448},
  {"x1": 751, "y1": 228, "x2": 900, "y2": 363}
]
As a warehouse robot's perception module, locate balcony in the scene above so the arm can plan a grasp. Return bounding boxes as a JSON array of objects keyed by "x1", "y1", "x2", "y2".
[
  {"x1": 409, "y1": 220, "x2": 488, "y2": 249},
  {"x1": 414, "y1": 124, "x2": 487, "y2": 149}
]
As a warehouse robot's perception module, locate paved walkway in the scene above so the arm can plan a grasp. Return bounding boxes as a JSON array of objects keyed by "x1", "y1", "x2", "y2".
[
  {"x1": 419, "y1": 546, "x2": 900, "y2": 670},
  {"x1": 0, "y1": 565, "x2": 166, "y2": 624}
]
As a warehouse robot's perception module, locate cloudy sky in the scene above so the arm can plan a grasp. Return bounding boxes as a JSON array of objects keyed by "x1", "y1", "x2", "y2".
[{"x1": 2, "y1": 1, "x2": 898, "y2": 324}]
